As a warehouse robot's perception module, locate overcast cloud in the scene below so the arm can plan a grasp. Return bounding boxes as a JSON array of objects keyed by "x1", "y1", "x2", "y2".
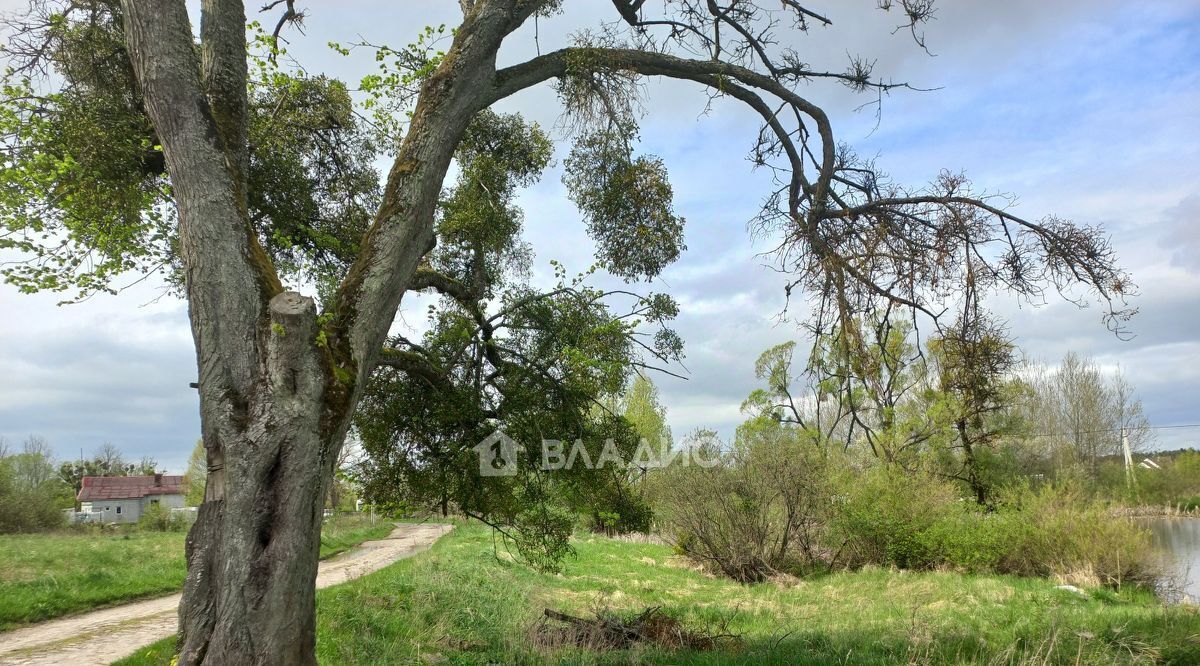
[{"x1": 1, "y1": 1, "x2": 1197, "y2": 472}]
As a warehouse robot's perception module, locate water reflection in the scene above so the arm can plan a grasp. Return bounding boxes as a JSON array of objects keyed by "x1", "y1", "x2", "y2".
[{"x1": 1144, "y1": 517, "x2": 1200, "y2": 603}]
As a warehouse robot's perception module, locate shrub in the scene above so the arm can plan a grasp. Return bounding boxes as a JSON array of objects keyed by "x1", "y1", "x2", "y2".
[
  {"x1": 992, "y1": 484, "x2": 1159, "y2": 586},
  {"x1": 829, "y1": 475, "x2": 1160, "y2": 587},
  {"x1": 829, "y1": 466, "x2": 959, "y2": 570},
  {"x1": 0, "y1": 485, "x2": 66, "y2": 533},
  {"x1": 0, "y1": 456, "x2": 68, "y2": 533},
  {"x1": 138, "y1": 502, "x2": 186, "y2": 532},
  {"x1": 917, "y1": 508, "x2": 1030, "y2": 573},
  {"x1": 589, "y1": 491, "x2": 653, "y2": 535},
  {"x1": 829, "y1": 473, "x2": 1159, "y2": 586},
  {"x1": 657, "y1": 420, "x2": 829, "y2": 582},
  {"x1": 658, "y1": 431, "x2": 1161, "y2": 592}
]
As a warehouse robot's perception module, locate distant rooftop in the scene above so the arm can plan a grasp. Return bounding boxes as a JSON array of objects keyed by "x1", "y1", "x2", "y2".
[{"x1": 77, "y1": 474, "x2": 184, "y2": 501}]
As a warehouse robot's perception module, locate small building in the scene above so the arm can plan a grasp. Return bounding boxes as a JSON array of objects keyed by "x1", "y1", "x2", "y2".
[{"x1": 77, "y1": 473, "x2": 185, "y2": 523}]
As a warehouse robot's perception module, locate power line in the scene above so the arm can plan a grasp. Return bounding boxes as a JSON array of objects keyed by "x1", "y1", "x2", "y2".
[{"x1": 1024, "y1": 423, "x2": 1200, "y2": 438}]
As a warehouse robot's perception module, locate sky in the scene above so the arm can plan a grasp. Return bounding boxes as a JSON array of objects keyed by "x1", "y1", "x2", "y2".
[{"x1": 0, "y1": 1, "x2": 1198, "y2": 473}]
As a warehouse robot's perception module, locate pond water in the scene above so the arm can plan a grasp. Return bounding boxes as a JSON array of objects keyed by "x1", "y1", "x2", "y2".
[{"x1": 1144, "y1": 517, "x2": 1200, "y2": 603}]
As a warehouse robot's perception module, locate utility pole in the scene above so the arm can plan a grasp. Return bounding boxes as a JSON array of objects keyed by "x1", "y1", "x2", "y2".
[{"x1": 1121, "y1": 427, "x2": 1137, "y2": 491}]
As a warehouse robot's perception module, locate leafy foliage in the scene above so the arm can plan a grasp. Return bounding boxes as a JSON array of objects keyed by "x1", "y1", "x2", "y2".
[
  {"x1": 0, "y1": 6, "x2": 380, "y2": 298},
  {"x1": 0, "y1": 2, "x2": 173, "y2": 297},
  {"x1": 619, "y1": 375, "x2": 672, "y2": 449},
  {"x1": 246, "y1": 27, "x2": 381, "y2": 283},
  {"x1": 353, "y1": 111, "x2": 681, "y2": 567},
  {"x1": 139, "y1": 502, "x2": 187, "y2": 532},
  {"x1": 432, "y1": 109, "x2": 551, "y2": 293},
  {"x1": 0, "y1": 439, "x2": 70, "y2": 532},
  {"x1": 328, "y1": 24, "x2": 451, "y2": 147},
  {"x1": 564, "y1": 129, "x2": 686, "y2": 282},
  {"x1": 183, "y1": 441, "x2": 206, "y2": 507},
  {"x1": 927, "y1": 310, "x2": 1021, "y2": 504}
]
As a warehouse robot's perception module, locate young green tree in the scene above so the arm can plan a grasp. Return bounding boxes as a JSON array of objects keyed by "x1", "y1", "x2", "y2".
[
  {"x1": 1, "y1": 1, "x2": 1132, "y2": 662},
  {"x1": 805, "y1": 317, "x2": 951, "y2": 463},
  {"x1": 742, "y1": 340, "x2": 854, "y2": 455},
  {"x1": 585, "y1": 375, "x2": 672, "y2": 534},
  {"x1": 11, "y1": 435, "x2": 58, "y2": 489},
  {"x1": 928, "y1": 312, "x2": 1019, "y2": 506},
  {"x1": 0, "y1": 436, "x2": 71, "y2": 532},
  {"x1": 184, "y1": 440, "x2": 207, "y2": 507},
  {"x1": 622, "y1": 375, "x2": 672, "y2": 449}
]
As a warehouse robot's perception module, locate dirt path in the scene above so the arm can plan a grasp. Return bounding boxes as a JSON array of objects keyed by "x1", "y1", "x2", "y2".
[{"x1": 0, "y1": 523, "x2": 453, "y2": 666}]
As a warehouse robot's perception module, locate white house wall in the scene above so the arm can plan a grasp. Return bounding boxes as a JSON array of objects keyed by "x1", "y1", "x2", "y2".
[{"x1": 79, "y1": 494, "x2": 186, "y2": 523}]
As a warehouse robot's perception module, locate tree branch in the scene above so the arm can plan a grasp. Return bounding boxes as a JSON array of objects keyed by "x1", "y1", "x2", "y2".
[{"x1": 201, "y1": 0, "x2": 251, "y2": 188}]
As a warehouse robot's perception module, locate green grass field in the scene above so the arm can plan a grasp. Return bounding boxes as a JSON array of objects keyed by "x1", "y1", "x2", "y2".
[
  {"x1": 0, "y1": 513, "x2": 393, "y2": 630},
  {"x1": 117, "y1": 523, "x2": 1200, "y2": 665},
  {"x1": 0, "y1": 530, "x2": 185, "y2": 631}
]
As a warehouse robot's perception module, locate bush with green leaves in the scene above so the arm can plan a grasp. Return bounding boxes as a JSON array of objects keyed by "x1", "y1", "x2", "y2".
[
  {"x1": 829, "y1": 473, "x2": 1159, "y2": 585},
  {"x1": 990, "y1": 483, "x2": 1159, "y2": 586},
  {"x1": 138, "y1": 502, "x2": 187, "y2": 532},
  {"x1": 661, "y1": 439, "x2": 1160, "y2": 589},
  {"x1": 0, "y1": 445, "x2": 69, "y2": 533},
  {"x1": 914, "y1": 508, "x2": 1029, "y2": 573},
  {"x1": 829, "y1": 465, "x2": 960, "y2": 570},
  {"x1": 588, "y1": 484, "x2": 653, "y2": 536},
  {"x1": 509, "y1": 502, "x2": 576, "y2": 573}
]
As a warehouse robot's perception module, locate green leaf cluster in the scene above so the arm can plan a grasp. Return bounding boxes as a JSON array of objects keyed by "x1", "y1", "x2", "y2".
[{"x1": 564, "y1": 129, "x2": 686, "y2": 282}]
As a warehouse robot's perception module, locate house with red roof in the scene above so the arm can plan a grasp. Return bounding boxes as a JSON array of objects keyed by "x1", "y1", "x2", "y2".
[{"x1": 77, "y1": 473, "x2": 185, "y2": 523}]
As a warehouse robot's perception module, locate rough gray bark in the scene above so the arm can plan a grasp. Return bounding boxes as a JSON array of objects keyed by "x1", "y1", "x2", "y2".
[
  {"x1": 120, "y1": 1, "x2": 334, "y2": 661},
  {"x1": 118, "y1": 0, "x2": 544, "y2": 663}
]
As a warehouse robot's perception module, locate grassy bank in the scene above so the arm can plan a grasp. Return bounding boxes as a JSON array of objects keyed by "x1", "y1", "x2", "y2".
[
  {"x1": 318, "y1": 513, "x2": 397, "y2": 559},
  {"x1": 119, "y1": 523, "x2": 1199, "y2": 665},
  {"x1": 0, "y1": 513, "x2": 393, "y2": 630}
]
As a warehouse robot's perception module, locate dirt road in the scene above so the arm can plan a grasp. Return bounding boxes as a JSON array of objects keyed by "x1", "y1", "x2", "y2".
[{"x1": 0, "y1": 523, "x2": 453, "y2": 666}]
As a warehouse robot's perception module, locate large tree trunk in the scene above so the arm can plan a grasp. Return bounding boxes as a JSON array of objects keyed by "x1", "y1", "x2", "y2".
[
  {"x1": 179, "y1": 292, "x2": 339, "y2": 664},
  {"x1": 120, "y1": 1, "x2": 355, "y2": 661},
  {"x1": 118, "y1": 0, "x2": 537, "y2": 662}
]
